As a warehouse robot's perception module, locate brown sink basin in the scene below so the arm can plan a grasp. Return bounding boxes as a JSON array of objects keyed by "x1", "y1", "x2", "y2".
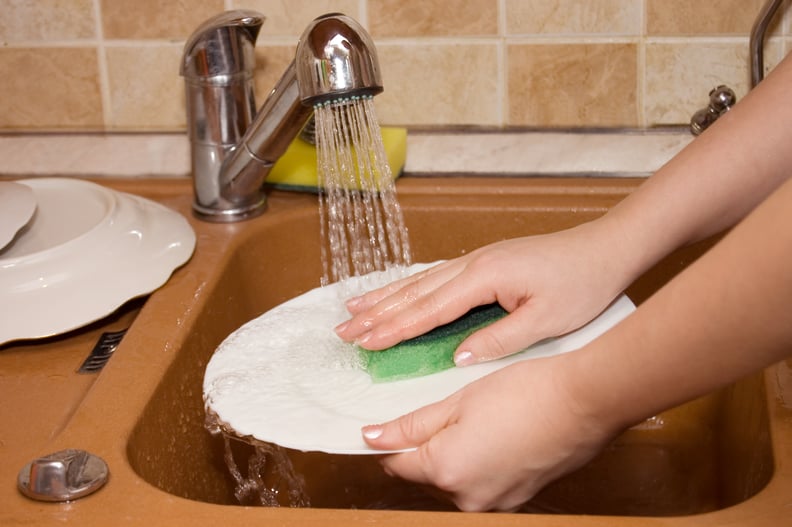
[{"x1": 2, "y1": 176, "x2": 791, "y2": 526}]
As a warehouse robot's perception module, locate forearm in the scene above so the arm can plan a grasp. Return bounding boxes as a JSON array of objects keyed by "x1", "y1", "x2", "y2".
[
  {"x1": 595, "y1": 53, "x2": 792, "y2": 291},
  {"x1": 567, "y1": 176, "x2": 792, "y2": 431}
]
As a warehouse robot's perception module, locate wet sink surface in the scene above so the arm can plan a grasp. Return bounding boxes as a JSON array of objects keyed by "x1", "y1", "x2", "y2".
[{"x1": 3, "y1": 177, "x2": 791, "y2": 527}]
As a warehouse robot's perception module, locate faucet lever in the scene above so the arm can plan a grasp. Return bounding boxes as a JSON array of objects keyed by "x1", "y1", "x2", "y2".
[
  {"x1": 181, "y1": 11, "x2": 267, "y2": 221},
  {"x1": 181, "y1": 11, "x2": 263, "y2": 80},
  {"x1": 690, "y1": 85, "x2": 736, "y2": 136}
]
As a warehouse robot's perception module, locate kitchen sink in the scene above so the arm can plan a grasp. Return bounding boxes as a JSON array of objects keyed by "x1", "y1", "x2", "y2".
[{"x1": 3, "y1": 177, "x2": 790, "y2": 527}]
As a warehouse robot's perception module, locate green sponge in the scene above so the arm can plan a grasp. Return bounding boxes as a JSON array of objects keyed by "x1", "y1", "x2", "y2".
[{"x1": 359, "y1": 303, "x2": 508, "y2": 383}]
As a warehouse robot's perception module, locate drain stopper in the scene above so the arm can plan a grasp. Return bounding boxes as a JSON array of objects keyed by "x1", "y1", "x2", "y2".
[{"x1": 17, "y1": 449, "x2": 108, "y2": 502}]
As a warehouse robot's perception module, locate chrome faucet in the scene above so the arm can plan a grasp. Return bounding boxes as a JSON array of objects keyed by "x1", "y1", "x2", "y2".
[
  {"x1": 690, "y1": 0, "x2": 785, "y2": 135},
  {"x1": 750, "y1": 0, "x2": 784, "y2": 87},
  {"x1": 181, "y1": 11, "x2": 383, "y2": 222}
]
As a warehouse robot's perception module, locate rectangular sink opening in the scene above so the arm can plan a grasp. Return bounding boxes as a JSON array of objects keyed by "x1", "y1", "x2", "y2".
[{"x1": 126, "y1": 182, "x2": 774, "y2": 516}]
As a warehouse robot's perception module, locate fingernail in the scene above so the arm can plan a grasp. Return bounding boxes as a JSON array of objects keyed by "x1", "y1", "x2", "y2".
[
  {"x1": 334, "y1": 321, "x2": 349, "y2": 335},
  {"x1": 380, "y1": 462, "x2": 395, "y2": 477},
  {"x1": 345, "y1": 296, "x2": 363, "y2": 310},
  {"x1": 362, "y1": 425, "x2": 383, "y2": 440},
  {"x1": 355, "y1": 332, "x2": 373, "y2": 348},
  {"x1": 454, "y1": 350, "x2": 475, "y2": 367}
]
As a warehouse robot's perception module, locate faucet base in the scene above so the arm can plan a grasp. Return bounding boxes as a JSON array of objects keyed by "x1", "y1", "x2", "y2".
[{"x1": 192, "y1": 198, "x2": 267, "y2": 223}]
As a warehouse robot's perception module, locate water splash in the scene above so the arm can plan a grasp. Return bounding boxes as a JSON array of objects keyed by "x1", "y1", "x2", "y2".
[
  {"x1": 314, "y1": 96, "x2": 412, "y2": 291},
  {"x1": 222, "y1": 434, "x2": 310, "y2": 507}
]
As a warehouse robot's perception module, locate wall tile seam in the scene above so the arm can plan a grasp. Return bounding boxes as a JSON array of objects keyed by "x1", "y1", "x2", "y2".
[
  {"x1": 0, "y1": 40, "x2": 102, "y2": 48},
  {"x1": 497, "y1": 0, "x2": 507, "y2": 126},
  {"x1": 92, "y1": 0, "x2": 111, "y2": 130},
  {"x1": 98, "y1": 38, "x2": 766, "y2": 47},
  {"x1": 637, "y1": 0, "x2": 647, "y2": 128},
  {"x1": 1, "y1": 36, "x2": 768, "y2": 47},
  {"x1": 365, "y1": 37, "x2": 502, "y2": 46},
  {"x1": 0, "y1": 40, "x2": 188, "y2": 48},
  {"x1": 0, "y1": 35, "x2": 766, "y2": 47},
  {"x1": 357, "y1": 0, "x2": 369, "y2": 27},
  {"x1": 2, "y1": 37, "x2": 755, "y2": 50}
]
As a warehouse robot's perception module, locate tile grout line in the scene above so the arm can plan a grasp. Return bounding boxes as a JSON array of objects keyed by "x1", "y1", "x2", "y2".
[
  {"x1": 498, "y1": 0, "x2": 507, "y2": 126},
  {"x1": 359, "y1": 0, "x2": 368, "y2": 27},
  {"x1": 638, "y1": 0, "x2": 647, "y2": 128},
  {"x1": 92, "y1": 0, "x2": 113, "y2": 130}
]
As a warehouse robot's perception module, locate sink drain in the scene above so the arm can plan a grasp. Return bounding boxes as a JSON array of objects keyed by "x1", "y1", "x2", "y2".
[{"x1": 18, "y1": 449, "x2": 109, "y2": 502}]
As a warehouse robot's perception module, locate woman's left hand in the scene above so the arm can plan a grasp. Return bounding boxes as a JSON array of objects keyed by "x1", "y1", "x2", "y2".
[{"x1": 361, "y1": 356, "x2": 616, "y2": 512}]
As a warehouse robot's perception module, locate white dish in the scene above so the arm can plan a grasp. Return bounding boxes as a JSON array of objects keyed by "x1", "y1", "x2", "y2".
[
  {"x1": 204, "y1": 263, "x2": 635, "y2": 455},
  {"x1": 0, "y1": 181, "x2": 37, "y2": 251},
  {"x1": 0, "y1": 178, "x2": 195, "y2": 345}
]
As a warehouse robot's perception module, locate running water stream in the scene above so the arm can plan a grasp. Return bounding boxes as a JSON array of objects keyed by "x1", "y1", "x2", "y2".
[
  {"x1": 315, "y1": 96, "x2": 412, "y2": 292},
  {"x1": 214, "y1": 96, "x2": 414, "y2": 507}
]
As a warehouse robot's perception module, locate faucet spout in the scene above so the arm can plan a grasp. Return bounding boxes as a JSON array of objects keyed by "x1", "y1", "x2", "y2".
[
  {"x1": 181, "y1": 11, "x2": 383, "y2": 222},
  {"x1": 295, "y1": 13, "x2": 383, "y2": 106}
]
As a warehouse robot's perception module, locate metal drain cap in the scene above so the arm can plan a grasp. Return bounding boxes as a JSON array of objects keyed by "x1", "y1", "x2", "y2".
[{"x1": 17, "y1": 449, "x2": 108, "y2": 502}]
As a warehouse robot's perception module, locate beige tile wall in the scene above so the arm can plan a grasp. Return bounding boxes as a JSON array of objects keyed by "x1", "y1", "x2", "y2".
[{"x1": 1, "y1": 0, "x2": 790, "y2": 131}]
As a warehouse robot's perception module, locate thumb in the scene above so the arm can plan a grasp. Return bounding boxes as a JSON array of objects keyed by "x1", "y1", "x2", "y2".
[
  {"x1": 454, "y1": 307, "x2": 553, "y2": 365},
  {"x1": 362, "y1": 395, "x2": 458, "y2": 451}
]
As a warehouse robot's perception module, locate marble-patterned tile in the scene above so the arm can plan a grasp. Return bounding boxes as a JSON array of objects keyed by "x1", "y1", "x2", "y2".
[
  {"x1": 105, "y1": 45, "x2": 185, "y2": 130},
  {"x1": 374, "y1": 42, "x2": 500, "y2": 125},
  {"x1": 4, "y1": 0, "x2": 788, "y2": 131},
  {"x1": 505, "y1": 0, "x2": 641, "y2": 35},
  {"x1": 100, "y1": 0, "x2": 224, "y2": 40},
  {"x1": 0, "y1": 134, "x2": 190, "y2": 178},
  {"x1": 644, "y1": 42, "x2": 749, "y2": 126},
  {"x1": 0, "y1": 47, "x2": 103, "y2": 130},
  {"x1": 508, "y1": 43, "x2": 638, "y2": 127},
  {"x1": 368, "y1": 0, "x2": 498, "y2": 37},
  {"x1": 647, "y1": 0, "x2": 771, "y2": 35},
  {"x1": 253, "y1": 45, "x2": 297, "y2": 100},
  {"x1": 230, "y1": 0, "x2": 361, "y2": 37},
  {"x1": 0, "y1": 0, "x2": 96, "y2": 41},
  {"x1": 405, "y1": 132, "x2": 692, "y2": 174}
]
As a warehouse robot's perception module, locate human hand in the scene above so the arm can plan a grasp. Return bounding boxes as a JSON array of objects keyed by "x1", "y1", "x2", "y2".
[
  {"x1": 335, "y1": 221, "x2": 629, "y2": 365},
  {"x1": 361, "y1": 357, "x2": 616, "y2": 511}
]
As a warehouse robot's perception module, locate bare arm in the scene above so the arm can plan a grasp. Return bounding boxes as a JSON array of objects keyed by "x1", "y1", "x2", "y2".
[
  {"x1": 362, "y1": 162, "x2": 792, "y2": 512},
  {"x1": 337, "y1": 52, "x2": 792, "y2": 363},
  {"x1": 568, "y1": 174, "x2": 792, "y2": 430},
  {"x1": 599, "y1": 51, "x2": 792, "y2": 292}
]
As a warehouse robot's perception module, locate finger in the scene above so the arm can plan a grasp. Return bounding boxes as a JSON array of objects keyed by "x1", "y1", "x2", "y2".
[
  {"x1": 344, "y1": 261, "x2": 455, "y2": 315},
  {"x1": 350, "y1": 276, "x2": 498, "y2": 350},
  {"x1": 362, "y1": 393, "x2": 459, "y2": 451},
  {"x1": 454, "y1": 303, "x2": 561, "y2": 365},
  {"x1": 377, "y1": 446, "x2": 436, "y2": 487},
  {"x1": 337, "y1": 264, "x2": 467, "y2": 344}
]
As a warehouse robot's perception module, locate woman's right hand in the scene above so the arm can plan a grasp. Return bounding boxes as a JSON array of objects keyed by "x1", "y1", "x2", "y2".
[{"x1": 335, "y1": 218, "x2": 632, "y2": 366}]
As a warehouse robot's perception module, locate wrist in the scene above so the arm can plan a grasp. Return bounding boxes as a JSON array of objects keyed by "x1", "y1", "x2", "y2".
[
  {"x1": 550, "y1": 347, "x2": 630, "y2": 443},
  {"x1": 575, "y1": 214, "x2": 648, "y2": 299}
]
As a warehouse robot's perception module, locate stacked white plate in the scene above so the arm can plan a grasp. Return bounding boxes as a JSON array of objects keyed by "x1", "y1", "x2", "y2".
[{"x1": 0, "y1": 178, "x2": 195, "y2": 345}]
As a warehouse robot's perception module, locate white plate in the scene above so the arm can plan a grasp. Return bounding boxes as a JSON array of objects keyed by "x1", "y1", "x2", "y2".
[
  {"x1": 0, "y1": 178, "x2": 195, "y2": 345},
  {"x1": 0, "y1": 181, "x2": 37, "y2": 251},
  {"x1": 204, "y1": 263, "x2": 635, "y2": 454}
]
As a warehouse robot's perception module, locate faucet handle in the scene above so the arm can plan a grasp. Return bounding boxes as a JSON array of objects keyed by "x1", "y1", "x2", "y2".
[
  {"x1": 181, "y1": 10, "x2": 264, "y2": 79},
  {"x1": 690, "y1": 85, "x2": 736, "y2": 136}
]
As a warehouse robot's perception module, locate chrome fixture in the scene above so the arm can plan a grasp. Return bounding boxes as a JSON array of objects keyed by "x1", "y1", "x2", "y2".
[
  {"x1": 690, "y1": 0, "x2": 785, "y2": 135},
  {"x1": 690, "y1": 85, "x2": 737, "y2": 136},
  {"x1": 750, "y1": 0, "x2": 784, "y2": 87},
  {"x1": 18, "y1": 449, "x2": 108, "y2": 502},
  {"x1": 181, "y1": 11, "x2": 383, "y2": 222}
]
